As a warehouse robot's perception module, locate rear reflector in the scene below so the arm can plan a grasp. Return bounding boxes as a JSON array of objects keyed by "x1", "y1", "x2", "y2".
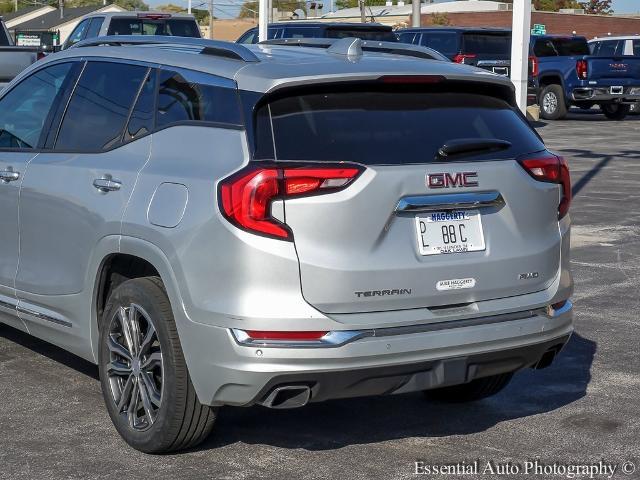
[
  {"x1": 244, "y1": 331, "x2": 328, "y2": 341},
  {"x1": 219, "y1": 165, "x2": 362, "y2": 240},
  {"x1": 518, "y1": 152, "x2": 571, "y2": 219}
]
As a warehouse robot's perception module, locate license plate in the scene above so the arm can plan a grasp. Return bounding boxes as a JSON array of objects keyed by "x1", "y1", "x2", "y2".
[
  {"x1": 415, "y1": 211, "x2": 486, "y2": 256},
  {"x1": 493, "y1": 66, "x2": 509, "y2": 76}
]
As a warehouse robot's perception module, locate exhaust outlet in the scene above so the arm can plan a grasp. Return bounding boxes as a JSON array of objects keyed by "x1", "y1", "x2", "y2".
[
  {"x1": 260, "y1": 385, "x2": 311, "y2": 409},
  {"x1": 534, "y1": 346, "x2": 561, "y2": 370}
]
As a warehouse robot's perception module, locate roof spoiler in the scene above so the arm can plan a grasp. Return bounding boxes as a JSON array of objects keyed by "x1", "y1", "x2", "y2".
[
  {"x1": 261, "y1": 37, "x2": 449, "y2": 62},
  {"x1": 71, "y1": 35, "x2": 260, "y2": 63}
]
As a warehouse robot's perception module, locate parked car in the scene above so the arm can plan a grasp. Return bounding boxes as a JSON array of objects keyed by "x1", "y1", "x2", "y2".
[
  {"x1": 237, "y1": 21, "x2": 398, "y2": 44},
  {"x1": 0, "y1": 35, "x2": 573, "y2": 453},
  {"x1": 400, "y1": 28, "x2": 640, "y2": 120},
  {"x1": 0, "y1": 18, "x2": 42, "y2": 89},
  {"x1": 397, "y1": 27, "x2": 512, "y2": 74},
  {"x1": 61, "y1": 12, "x2": 201, "y2": 50}
]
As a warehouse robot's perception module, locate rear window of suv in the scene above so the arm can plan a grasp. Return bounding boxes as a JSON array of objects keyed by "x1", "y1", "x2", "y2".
[
  {"x1": 462, "y1": 33, "x2": 511, "y2": 55},
  {"x1": 254, "y1": 86, "x2": 544, "y2": 165}
]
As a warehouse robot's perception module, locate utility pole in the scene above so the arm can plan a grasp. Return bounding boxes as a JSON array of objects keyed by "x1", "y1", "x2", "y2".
[
  {"x1": 510, "y1": 0, "x2": 532, "y2": 114},
  {"x1": 209, "y1": 0, "x2": 213, "y2": 39},
  {"x1": 258, "y1": 0, "x2": 269, "y2": 41},
  {"x1": 359, "y1": 0, "x2": 365, "y2": 23},
  {"x1": 188, "y1": 0, "x2": 192, "y2": 14},
  {"x1": 411, "y1": 0, "x2": 420, "y2": 27},
  {"x1": 14, "y1": 0, "x2": 17, "y2": 13},
  {"x1": 59, "y1": 0, "x2": 64, "y2": 19}
]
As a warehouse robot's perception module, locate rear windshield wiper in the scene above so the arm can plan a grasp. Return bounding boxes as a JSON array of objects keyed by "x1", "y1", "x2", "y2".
[{"x1": 437, "y1": 138, "x2": 512, "y2": 159}]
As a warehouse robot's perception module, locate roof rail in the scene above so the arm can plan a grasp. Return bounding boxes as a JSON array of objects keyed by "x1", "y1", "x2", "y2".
[
  {"x1": 261, "y1": 37, "x2": 449, "y2": 62},
  {"x1": 72, "y1": 35, "x2": 260, "y2": 63}
]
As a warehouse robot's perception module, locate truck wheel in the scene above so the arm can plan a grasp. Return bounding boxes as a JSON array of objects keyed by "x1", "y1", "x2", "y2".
[
  {"x1": 601, "y1": 104, "x2": 630, "y2": 120},
  {"x1": 424, "y1": 373, "x2": 513, "y2": 403},
  {"x1": 540, "y1": 84, "x2": 567, "y2": 120},
  {"x1": 98, "y1": 277, "x2": 216, "y2": 453}
]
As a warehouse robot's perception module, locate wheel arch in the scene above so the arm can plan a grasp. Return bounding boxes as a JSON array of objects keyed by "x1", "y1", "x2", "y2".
[{"x1": 89, "y1": 236, "x2": 187, "y2": 363}]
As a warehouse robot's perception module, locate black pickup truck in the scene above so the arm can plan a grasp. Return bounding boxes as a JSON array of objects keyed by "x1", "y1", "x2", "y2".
[{"x1": 0, "y1": 18, "x2": 41, "y2": 89}]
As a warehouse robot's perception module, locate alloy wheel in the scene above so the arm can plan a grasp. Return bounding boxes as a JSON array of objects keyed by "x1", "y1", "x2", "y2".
[
  {"x1": 543, "y1": 92, "x2": 558, "y2": 114},
  {"x1": 106, "y1": 303, "x2": 163, "y2": 431}
]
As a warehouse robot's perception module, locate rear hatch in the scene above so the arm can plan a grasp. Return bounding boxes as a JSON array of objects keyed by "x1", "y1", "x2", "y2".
[
  {"x1": 254, "y1": 80, "x2": 565, "y2": 315},
  {"x1": 459, "y1": 31, "x2": 512, "y2": 75}
]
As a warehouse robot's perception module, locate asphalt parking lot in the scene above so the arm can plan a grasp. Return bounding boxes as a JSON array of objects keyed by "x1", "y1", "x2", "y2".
[{"x1": 1, "y1": 110, "x2": 639, "y2": 480}]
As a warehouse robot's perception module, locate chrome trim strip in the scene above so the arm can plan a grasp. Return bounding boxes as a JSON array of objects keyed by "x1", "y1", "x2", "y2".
[
  {"x1": 0, "y1": 299, "x2": 17, "y2": 311},
  {"x1": 230, "y1": 306, "x2": 562, "y2": 349},
  {"x1": 17, "y1": 306, "x2": 72, "y2": 328},
  {"x1": 395, "y1": 191, "x2": 505, "y2": 214}
]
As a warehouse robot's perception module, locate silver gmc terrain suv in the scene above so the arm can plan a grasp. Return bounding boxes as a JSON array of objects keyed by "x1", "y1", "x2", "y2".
[{"x1": 0, "y1": 36, "x2": 573, "y2": 453}]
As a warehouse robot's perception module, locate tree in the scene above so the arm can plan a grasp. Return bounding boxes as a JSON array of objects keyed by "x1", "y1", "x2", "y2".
[{"x1": 579, "y1": 0, "x2": 613, "y2": 14}]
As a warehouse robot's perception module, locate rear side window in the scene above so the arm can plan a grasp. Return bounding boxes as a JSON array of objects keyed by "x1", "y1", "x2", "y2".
[
  {"x1": 462, "y1": 33, "x2": 511, "y2": 55},
  {"x1": 156, "y1": 69, "x2": 241, "y2": 128},
  {"x1": 85, "y1": 17, "x2": 104, "y2": 39},
  {"x1": 165, "y1": 19, "x2": 200, "y2": 37},
  {"x1": 634, "y1": 40, "x2": 640, "y2": 56},
  {"x1": 550, "y1": 38, "x2": 590, "y2": 56},
  {"x1": 421, "y1": 32, "x2": 459, "y2": 55},
  {"x1": 237, "y1": 29, "x2": 257, "y2": 44},
  {"x1": 55, "y1": 62, "x2": 149, "y2": 151},
  {"x1": 0, "y1": 24, "x2": 10, "y2": 46},
  {"x1": 255, "y1": 87, "x2": 543, "y2": 165},
  {"x1": 65, "y1": 18, "x2": 90, "y2": 47},
  {"x1": 397, "y1": 32, "x2": 416, "y2": 44}
]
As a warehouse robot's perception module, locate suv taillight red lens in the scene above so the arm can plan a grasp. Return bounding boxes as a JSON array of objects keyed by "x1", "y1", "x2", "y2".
[
  {"x1": 529, "y1": 55, "x2": 539, "y2": 77},
  {"x1": 219, "y1": 165, "x2": 362, "y2": 240},
  {"x1": 519, "y1": 153, "x2": 571, "y2": 219},
  {"x1": 576, "y1": 60, "x2": 588, "y2": 80}
]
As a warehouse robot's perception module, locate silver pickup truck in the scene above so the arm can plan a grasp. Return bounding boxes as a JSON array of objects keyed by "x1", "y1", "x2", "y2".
[{"x1": 0, "y1": 18, "x2": 40, "y2": 89}]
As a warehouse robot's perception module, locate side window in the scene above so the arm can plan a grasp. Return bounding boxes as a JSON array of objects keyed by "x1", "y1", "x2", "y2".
[
  {"x1": 421, "y1": 32, "x2": 459, "y2": 56},
  {"x1": 397, "y1": 32, "x2": 416, "y2": 44},
  {"x1": 108, "y1": 19, "x2": 142, "y2": 36},
  {"x1": 55, "y1": 62, "x2": 149, "y2": 151},
  {"x1": 126, "y1": 70, "x2": 156, "y2": 142},
  {"x1": 156, "y1": 69, "x2": 242, "y2": 128},
  {"x1": 589, "y1": 41, "x2": 600, "y2": 55},
  {"x1": 237, "y1": 29, "x2": 256, "y2": 44},
  {"x1": 65, "y1": 19, "x2": 90, "y2": 47},
  {"x1": 0, "y1": 63, "x2": 73, "y2": 149},
  {"x1": 85, "y1": 17, "x2": 105, "y2": 39},
  {"x1": 634, "y1": 40, "x2": 640, "y2": 56}
]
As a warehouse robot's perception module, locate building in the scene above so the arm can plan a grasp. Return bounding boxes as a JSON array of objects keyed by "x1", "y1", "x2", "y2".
[
  {"x1": 8, "y1": 4, "x2": 126, "y2": 45},
  {"x1": 1, "y1": 5, "x2": 56, "y2": 30}
]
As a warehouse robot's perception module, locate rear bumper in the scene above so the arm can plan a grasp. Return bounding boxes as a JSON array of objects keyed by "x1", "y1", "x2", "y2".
[
  {"x1": 184, "y1": 301, "x2": 574, "y2": 407},
  {"x1": 572, "y1": 86, "x2": 640, "y2": 103}
]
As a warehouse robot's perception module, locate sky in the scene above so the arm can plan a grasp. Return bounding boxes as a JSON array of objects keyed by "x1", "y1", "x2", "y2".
[{"x1": 147, "y1": 0, "x2": 640, "y2": 19}]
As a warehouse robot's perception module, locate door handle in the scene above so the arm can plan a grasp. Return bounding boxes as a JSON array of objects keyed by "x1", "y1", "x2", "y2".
[
  {"x1": 0, "y1": 167, "x2": 20, "y2": 183},
  {"x1": 93, "y1": 175, "x2": 122, "y2": 193}
]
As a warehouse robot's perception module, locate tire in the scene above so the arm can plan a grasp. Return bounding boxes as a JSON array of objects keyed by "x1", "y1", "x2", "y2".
[
  {"x1": 423, "y1": 373, "x2": 514, "y2": 403},
  {"x1": 98, "y1": 276, "x2": 216, "y2": 453},
  {"x1": 630, "y1": 103, "x2": 640, "y2": 115},
  {"x1": 601, "y1": 103, "x2": 630, "y2": 120},
  {"x1": 539, "y1": 84, "x2": 568, "y2": 120}
]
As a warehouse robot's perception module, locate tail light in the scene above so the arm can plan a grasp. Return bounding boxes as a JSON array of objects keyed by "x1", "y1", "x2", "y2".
[
  {"x1": 576, "y1": 60, "x2": 588, "y2": 80},
  {"x1": 453, "y1": 53, "x2": 477, "y2": 64},
  {"x1": 219, "y1": 165, "x2": 363, "y2": 240},
  {"x1": 518, "y1": 153, "x2": 571, "y2": 219},
  {"x1": 529, "y1": 55, "x2": 539, "y2": 77},
  {"x1": 137, "y1": 13, "x2": 171, "y2": 19}
]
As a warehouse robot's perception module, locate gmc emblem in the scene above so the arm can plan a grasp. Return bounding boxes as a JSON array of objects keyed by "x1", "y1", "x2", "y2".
[{"x1": 426, "y1": 172, "x2": 478, "y2": 189}]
